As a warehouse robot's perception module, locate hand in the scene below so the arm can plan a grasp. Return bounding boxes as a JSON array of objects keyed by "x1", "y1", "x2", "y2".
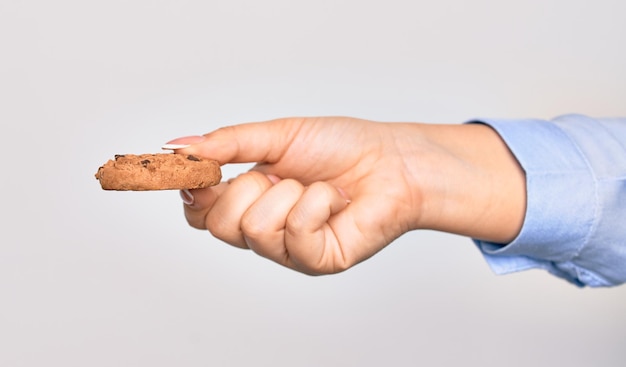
[{"x1": 166, "y1": 117, "x2": 526, "y2": 275}]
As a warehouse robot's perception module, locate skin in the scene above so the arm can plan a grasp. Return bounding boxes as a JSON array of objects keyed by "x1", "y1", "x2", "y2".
[{"x1": 169, "y1": 117, "x2": 526, "y2": 275}]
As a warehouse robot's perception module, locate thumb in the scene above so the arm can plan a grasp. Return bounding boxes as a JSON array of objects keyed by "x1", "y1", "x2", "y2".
[{"x1": 162, "y1": 118, "x2": 303, "y2": 165}]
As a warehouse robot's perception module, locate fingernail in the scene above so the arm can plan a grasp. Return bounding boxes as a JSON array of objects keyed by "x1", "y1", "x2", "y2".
[
  {"x1": 266, "y1": 174, "x2": 281, "y2": 184},
  {"x1": 337, "y1": 187, "x2": 352, "y2": 204},
  {"x1": 180, "y1": 189, "x2": 195, "y2": 205},
  {"x1": 162, "y1": 135, "x2": 205, "y2": 150}
]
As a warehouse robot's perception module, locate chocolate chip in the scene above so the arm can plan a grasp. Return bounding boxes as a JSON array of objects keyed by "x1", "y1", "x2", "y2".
[
  {"x1": 187, "y1": 155, "x2": 200, "y2": 161},
  {"x1": 114, "y1": 154, "x2": 126, "y2": 160},
  {"x1": 141, "y1": 159, "x2": 150, "y2": 167}
]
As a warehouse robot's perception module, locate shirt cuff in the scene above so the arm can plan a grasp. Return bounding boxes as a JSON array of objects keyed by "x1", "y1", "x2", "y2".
[{"x1": 466, "y1": 117, "x2": 608, "y2": 287}]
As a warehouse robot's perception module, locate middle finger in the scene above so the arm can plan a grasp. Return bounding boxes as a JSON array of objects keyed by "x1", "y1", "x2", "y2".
[{"x1": 205, "y1": 171, "x2": 274, "y2": 248}]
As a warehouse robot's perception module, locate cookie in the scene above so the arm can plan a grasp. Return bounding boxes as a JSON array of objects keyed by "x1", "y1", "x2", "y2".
[{"x1": 95, "y1": 153, "x2": 221, "y2": 191}]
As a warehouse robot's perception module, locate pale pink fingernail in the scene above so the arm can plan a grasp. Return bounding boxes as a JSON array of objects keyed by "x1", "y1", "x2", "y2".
[
  {"x1": 162, "y1": 135, "x2": 205, "y2": 150},
  {"x1": 266, "y1": 174, "x2": 281, "y2": 184},
  {"x1": 180, "y1": 189, "x2": 195, "y2": 205},
  {"x1": 337, "y1": 187, "x2": 352, "y2": 204}
]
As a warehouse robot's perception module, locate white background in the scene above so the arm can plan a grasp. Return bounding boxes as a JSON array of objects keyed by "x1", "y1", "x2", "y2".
[{"x1": 1, "y1": 0, "x2": 625, "y2": 366}]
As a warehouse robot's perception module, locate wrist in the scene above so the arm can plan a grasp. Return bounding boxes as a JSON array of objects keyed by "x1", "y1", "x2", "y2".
[{"x1": 402, "y1": 123, "x2": 526, "y2": 243}]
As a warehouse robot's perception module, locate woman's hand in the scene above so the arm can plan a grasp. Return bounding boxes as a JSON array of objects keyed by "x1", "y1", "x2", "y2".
[{"x1": 166, "y1": 117, "x2": 525, "y2": 275}]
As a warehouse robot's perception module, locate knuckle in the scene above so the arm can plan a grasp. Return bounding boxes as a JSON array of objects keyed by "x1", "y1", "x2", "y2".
[
  {"x1": 184, "y1": 209, "x2": 208, "y2": 230},
  {"x1": 205, "y1": 213, "x2": 232, "y2": 239},
  {"x1": 212, "y1": 125, "x2": 238, "y2": 138},
  {"x1": 285, "y1": 210, "x2": 306, "y2": 234},
  {"x1": 240, "y1": 213, "x2": 267, "y2": 240},
  {"x1": 235, "y1": 171, "x2": 272, "y2": 193},
  {"x1": 309, "y1": 181, "x2": 333, "y2": 197}
]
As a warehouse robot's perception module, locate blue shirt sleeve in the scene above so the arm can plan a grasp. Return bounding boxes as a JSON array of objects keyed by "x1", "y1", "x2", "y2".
[{"x1": 467, "y1": 114, "x2": 626, "y2": 287}]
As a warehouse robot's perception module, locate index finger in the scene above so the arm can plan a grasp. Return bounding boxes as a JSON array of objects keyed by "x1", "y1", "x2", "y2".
[{"x1": 163, "y1": 118, "x2": 304, "y2": 165}]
